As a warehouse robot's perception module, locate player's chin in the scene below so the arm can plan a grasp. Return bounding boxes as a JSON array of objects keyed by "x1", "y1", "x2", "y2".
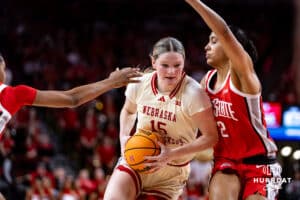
[
  {"x1": 164, "y1": 78, "x2": 178, "y2": 85},
  {"x1": 206, "y1": 59, "x2": 213, "y2": 65},
  {"x1": 206, "y1": 60, "x2": 218, "y2": 68}
]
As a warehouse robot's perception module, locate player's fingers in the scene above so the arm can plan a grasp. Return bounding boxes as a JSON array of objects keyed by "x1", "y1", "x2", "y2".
[
  {"x1": 157, "y1": 141, "x2": 164, "y2": 146},
  {"x1": 128, "y1": 79, "x2": 141, "y2": 84},
  {"x1": 144, "y1": 161, "x2": 158, "y2": 170},
  {"x1": 121, "y1": 67, "x2": 140, "y2": 72},
  {"x1": 157, "y1": 141, "x2": 165, "y2": 150},
  {"x1": 144, "y1": 155, "x2": 157, "y2": 161},
  {"x1": 147, "y1": 166, "x2": 160, "y2": 173},
  {"x1": 127, "y1": 73, "x2": 142, "y2": 79}
]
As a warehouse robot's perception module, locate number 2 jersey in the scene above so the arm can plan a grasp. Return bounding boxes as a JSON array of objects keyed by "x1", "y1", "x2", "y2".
[
  {"x1": 125, "y1": 71, "x2": 212, "y2": 166},
  {"x1": 0, "y1": 83, "x2": 37, "y2": 138},
  {"x1": 204, "y1": 70, "x2": 277, "y2": 160}
]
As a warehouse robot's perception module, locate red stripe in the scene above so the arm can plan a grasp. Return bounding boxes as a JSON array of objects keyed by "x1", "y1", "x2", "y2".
[
  {"x1": 151, "y1": 73, "x2": 158, "y2": 95},
  {"x1": 167, "y1": 160, "x2": 190, "y2": 167},
  {"x1": 205, "y1": 70, "x2": 216, "y2": 89},
  {"x1": 169, "y1": 72, "x2": 186, "y2": 99},
  {"x1": 143, "y1": 190, "x2": 172, "y2": 199},
  {"x1": 152, "y1": 72, "x2": 186, "y2": 98},
  {"x1": 117, "y1": 165, "x2": 141, "y2": 196}
]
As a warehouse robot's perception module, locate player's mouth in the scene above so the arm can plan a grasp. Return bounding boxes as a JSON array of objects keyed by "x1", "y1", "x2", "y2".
[{"x1": 165, "y1": 76, "x2": 176, "y2": 80}]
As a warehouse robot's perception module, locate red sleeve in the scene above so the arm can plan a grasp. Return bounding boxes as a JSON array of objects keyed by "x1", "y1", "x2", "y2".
[
  {"x1": 14, "y1": 85, "x2": 37, "y2": 105},
  {"x1": 1, "y1": 85, "x2": 37, "y2": 115}
]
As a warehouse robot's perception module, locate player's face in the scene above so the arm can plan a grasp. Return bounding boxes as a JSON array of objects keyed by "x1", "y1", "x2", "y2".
[
  {"x1": 204, "y1": 32, "x2": 228, "y2": 68},
  {"x1": 152, "y1": 52, "x2": 184, "y2": 93}
]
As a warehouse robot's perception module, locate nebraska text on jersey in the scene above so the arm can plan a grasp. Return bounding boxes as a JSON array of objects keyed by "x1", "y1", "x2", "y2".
[
  {"x1": 142, "y1": 105, "x2": 176, "y2": 122},
  {"x1": 212, "y1": 98, "x2": 238, "y2": 121}
]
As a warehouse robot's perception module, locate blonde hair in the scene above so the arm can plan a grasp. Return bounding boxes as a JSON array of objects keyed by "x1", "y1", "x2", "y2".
[{"x1": 150, "y1": 37, "x2": 185, "y2": 60}]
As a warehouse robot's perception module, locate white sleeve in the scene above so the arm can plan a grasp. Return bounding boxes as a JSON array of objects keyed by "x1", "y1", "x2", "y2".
[
  {"x1": 185, "y1": 81, "x2": 212, "y2": 116},
  {"x1": 125, "y1": 75, "x2": 144, "y2": 104},
  {"x1": 125, "y1": 83, "x2": 138, "y2": 104}
]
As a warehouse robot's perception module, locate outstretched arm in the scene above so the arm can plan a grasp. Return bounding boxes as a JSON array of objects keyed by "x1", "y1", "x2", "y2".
[
  {"x1": 185, "y1": 0, "x2": 260, "y2": 94},
  {"x1": 32, "y1": 67, "x2": 141, "y2": 108}
]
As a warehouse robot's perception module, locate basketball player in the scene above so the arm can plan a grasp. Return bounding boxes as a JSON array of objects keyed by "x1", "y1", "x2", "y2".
[
  {"x1": 0, "y1": 54, "x2": 141, "y2": 138},
  {"x1": 104, "y1": 37, "x2": 219, "y2": 200},
  {"x1": 185, "y1": 0, "x2": 281, "y2": 199}
]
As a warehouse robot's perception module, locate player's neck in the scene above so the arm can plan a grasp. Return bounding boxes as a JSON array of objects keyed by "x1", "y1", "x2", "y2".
[
  {"x1": 157, "y1": 85, "x2": 174, "y2": 94},
  {"x1": 213, "y1": 67, "x2": 229, "y2": 90},
  {"x1": 216, "y1": 62, "x2": 230, "y2": 79}
]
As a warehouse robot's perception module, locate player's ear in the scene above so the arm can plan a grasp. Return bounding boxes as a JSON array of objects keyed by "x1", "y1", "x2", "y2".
[{"x1": 150, "y1": 56, "x2": 156, "y2": 69}]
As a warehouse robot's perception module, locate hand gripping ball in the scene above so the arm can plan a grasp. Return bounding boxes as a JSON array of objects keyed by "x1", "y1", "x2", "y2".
[{"x1": 124, "y1": 129, "x2": 163, "y2": 173}]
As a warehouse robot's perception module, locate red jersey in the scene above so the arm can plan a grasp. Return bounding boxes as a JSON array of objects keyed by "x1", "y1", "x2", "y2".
[
  {"x1": 204, "y1": 70, "x2": 277, "y2": 160},
  {"x1": 0, "y1": 83, "x2": 37, "y2": 137}
]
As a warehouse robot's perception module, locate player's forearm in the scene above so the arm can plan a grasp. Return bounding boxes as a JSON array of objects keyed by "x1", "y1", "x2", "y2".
[
  {"x1": 170, "y1": 134, "x2": 218, "y2": 159},
  {"x1": 119, "y1": 113, "x2": 136, "y2": 156},
  {"x1": 119, "y1": 108, "x2": 137, "y2": 153},
  {"x1": 185, "y1": 0, "x2": 229, "y2": 36},
  {"x1": 119, "y1": 108, "x2": 136, "y2": 137},
  {"x1": 65, "y1": 79, "x2": 114, "y2": 107}
]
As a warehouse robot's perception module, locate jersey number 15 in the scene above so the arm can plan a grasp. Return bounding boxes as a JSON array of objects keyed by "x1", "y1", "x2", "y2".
[{"x1": 150, "y1": 120, "x2": 168, "y2": 135}]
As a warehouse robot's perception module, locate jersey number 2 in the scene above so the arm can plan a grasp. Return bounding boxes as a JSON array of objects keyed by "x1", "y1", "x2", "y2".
[{"x1": 217, "y1": 121, "x2": 229, "y2": 138}]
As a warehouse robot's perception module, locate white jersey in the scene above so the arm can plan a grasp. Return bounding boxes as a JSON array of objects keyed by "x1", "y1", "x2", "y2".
[{"x1": 125, "y1": 71, "x2": 212, "y2": 165}]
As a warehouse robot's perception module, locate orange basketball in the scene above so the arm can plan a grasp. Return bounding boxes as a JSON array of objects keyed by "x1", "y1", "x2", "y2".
[{"x1": 124, "y1": 129, "x2": 163, "y2": 173}]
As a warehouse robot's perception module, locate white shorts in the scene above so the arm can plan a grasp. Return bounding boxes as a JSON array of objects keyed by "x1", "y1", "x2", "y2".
[{"x1": 116, "y1": 158, "x2": 190, "y2": 200}]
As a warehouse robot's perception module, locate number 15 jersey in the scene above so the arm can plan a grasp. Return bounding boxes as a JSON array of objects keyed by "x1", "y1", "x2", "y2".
[{"x1": 125, "y1": 71, "x2": 212, "y2": 165}]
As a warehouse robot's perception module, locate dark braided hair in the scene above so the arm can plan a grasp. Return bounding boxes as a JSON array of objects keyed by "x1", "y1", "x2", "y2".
[{"x1": 229, "y1": 25, "x2": 258, "y2": 64}]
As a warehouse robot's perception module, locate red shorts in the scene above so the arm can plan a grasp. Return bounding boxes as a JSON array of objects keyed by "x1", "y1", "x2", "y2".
[{"x1": 212, "y1": 156, "x2": 281, "y2": 200}]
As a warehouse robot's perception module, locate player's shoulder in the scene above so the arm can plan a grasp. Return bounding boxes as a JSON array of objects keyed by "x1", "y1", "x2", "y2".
[
  {"x1": 0, "y1": 83, "x2": 8, "y2": 93},
  {"x1": 142, "y1": 71, "x2": 155, "y2": 81},
  {"x1": 1, "y1": 84, "x2": 37, "y2": 100},
  {"x1": 126, "y1": 71, "x2": 154, "y2": 96},
  {"x1": 182, "y1": 75, "x2": 209, "y2": 100},
  {"x1": 132, "y1": 71, "x2": 155, "y2": 88},
  {"x1": 0, "y1": 83, "x2": 12, "y2": 95},
  {"x1": 184, "y1": 75, "x2": 204, "y2": 93}
]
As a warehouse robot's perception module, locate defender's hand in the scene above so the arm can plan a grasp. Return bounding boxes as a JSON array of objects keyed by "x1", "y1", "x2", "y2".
[{"x1": 109, "y1": 67, "x2": 142, "y2": 88}]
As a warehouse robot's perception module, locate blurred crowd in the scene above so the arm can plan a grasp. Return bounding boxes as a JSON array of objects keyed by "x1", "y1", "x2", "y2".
[{"x1": 0, "y1": 0, "x2": 298, "y2": 199}]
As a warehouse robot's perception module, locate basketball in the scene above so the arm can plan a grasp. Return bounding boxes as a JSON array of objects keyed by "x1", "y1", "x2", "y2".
[{"x1": 124, "y1": 129, "x2": 163, "y2": 173}]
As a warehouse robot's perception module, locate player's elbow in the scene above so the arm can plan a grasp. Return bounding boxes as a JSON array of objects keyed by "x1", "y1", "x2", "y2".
[{"x1": 67, "y1": 96, "x2": 81, "y2": 108}]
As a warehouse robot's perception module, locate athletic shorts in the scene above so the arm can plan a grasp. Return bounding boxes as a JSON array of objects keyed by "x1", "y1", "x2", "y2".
[
  {"x1": 116, "y1": 158, "x2": 190, "y2": 200},
  {"x1": 212, "y1": 156, "x2": 282, "y2": 200}
]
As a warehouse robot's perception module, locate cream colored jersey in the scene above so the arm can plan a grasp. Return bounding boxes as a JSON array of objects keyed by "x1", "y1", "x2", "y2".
[{"x1": 125, "y1": 71, "x2": 212, "y2": 165}]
